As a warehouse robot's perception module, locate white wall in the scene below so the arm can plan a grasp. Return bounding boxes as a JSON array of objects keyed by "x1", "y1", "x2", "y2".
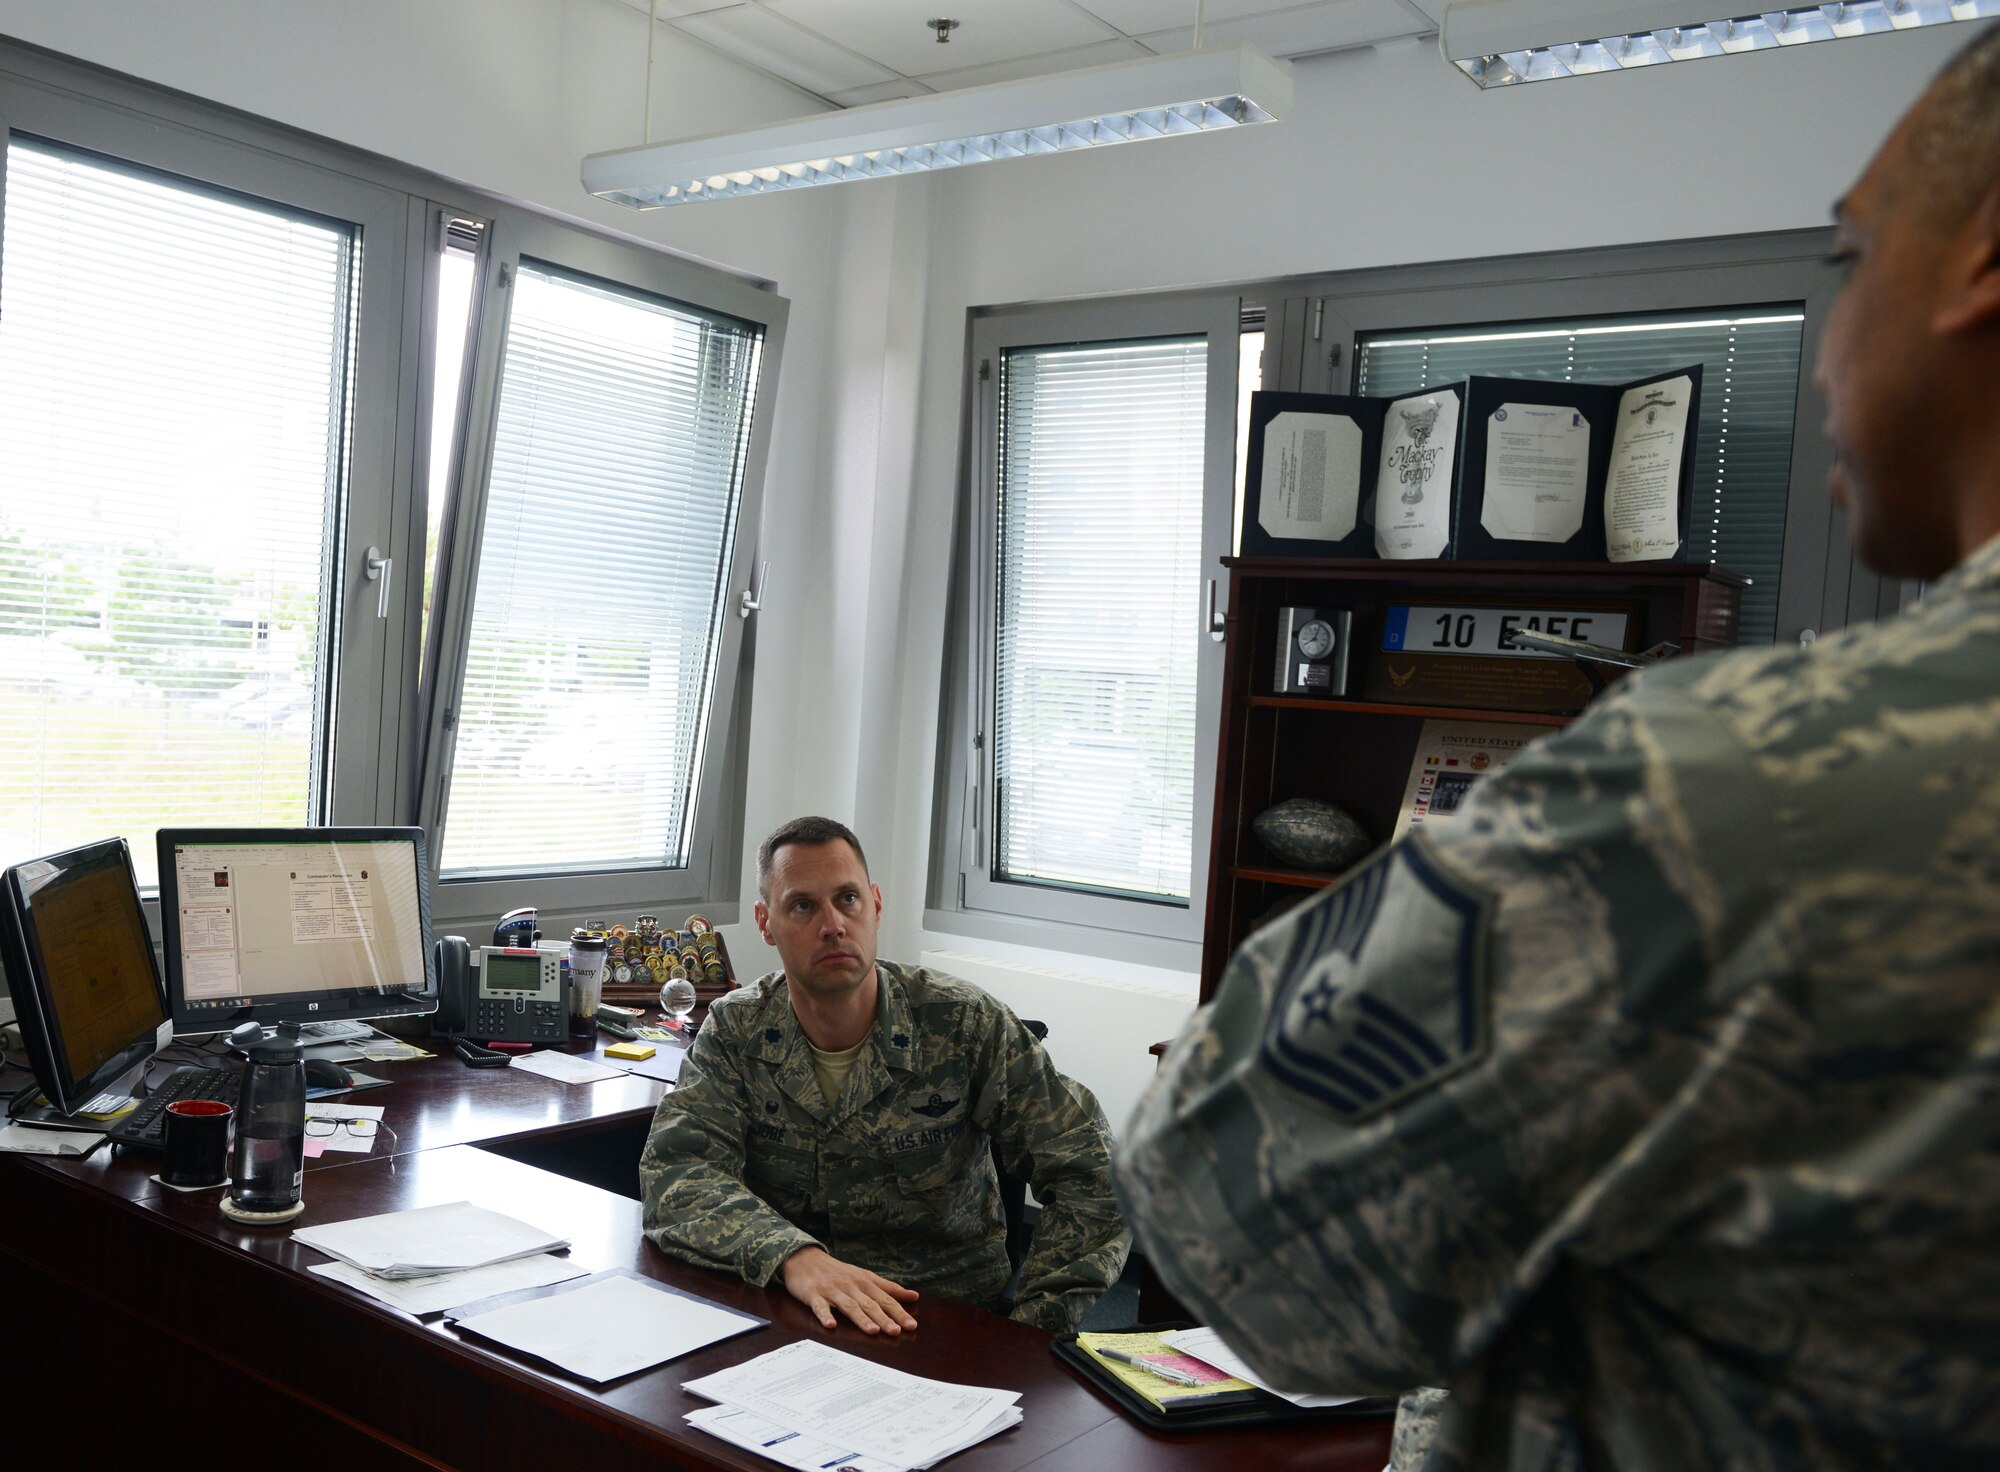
[
  {"x1": 0, "y1": 2, "x2": 1982, "y2": 1117},
  {"x1": 874, "y1": 27, "x2": 1978, "y2": 1108}
]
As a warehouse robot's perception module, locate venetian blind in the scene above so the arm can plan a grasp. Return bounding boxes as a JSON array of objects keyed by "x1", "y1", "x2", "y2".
[
  {"x1": 993, "y1": 337, "x2": 1206, "y2": 904},
  {"x1": 0, "y1": 138, "x2": 354, "y2": 887},
  {"x1": 1356, "y1": 309, "x2": 1805, "y2": 644},
  {"x1": 438, "y1": 261, "x2": 762, "y2": 878}
]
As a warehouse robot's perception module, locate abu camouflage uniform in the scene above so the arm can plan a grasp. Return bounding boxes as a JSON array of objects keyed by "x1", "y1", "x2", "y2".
[
  {"x1": 641, "y1": 961, "x2": 1129, "y2": 1333},
  {"x1": 1117, "y1": 533, "x2": 2000, "y2": 1470}
]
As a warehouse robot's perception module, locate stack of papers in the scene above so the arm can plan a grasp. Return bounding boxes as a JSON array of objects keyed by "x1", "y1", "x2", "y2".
[
  {"x1": 310, "y1": 1254, "x2": 587, "y2": 1316},
  {"x1": 1160, "y1": 1327, "x2": 1366, "y2": 1409},
  {"x1": 293, "y1": 1200, "x2": 568, "y2": 1279},
  {"x1": 0, "y1": 1121, "x2": 104, "y2": 1156},
  {"x1": 451, "y1": 1273, "x2": 765, "y2": 1382},
  {"x1": 683, "y1": 1339, "x2": 1021, "y2": 1471}
]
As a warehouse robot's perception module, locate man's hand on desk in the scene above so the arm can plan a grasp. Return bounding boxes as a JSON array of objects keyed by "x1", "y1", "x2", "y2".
[{"x1": 779, "y1": 1246, "x2": 920, "y2": 1336}]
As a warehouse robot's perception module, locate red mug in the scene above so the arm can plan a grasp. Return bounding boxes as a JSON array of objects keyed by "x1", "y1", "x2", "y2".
[{"x1": 162, "y1": 1098, "x2": 233, "y2": 1188}]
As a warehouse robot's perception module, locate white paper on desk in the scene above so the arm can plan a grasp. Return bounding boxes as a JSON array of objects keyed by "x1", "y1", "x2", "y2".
[
  {"x1": 310, "y1": 1251, "x2": 588, "y2": 1316},
  {"x1": 509, "y1": 1050, "x2": 625, "y2": 1085},
  {"x1": 685, "y1": 1405, "x2": 910, "y2": 1472},
  {"x1": 1161, "y1": 1327, "x2": 1365, "y2": 1409},
  {"x1": 305, "y1": 1101, "x2": 387, "y2": 1153},
  {"x1": 608, "y1": 1046, "x2": 685, "y2": 1085},
  {"x1": 0, "y1": 1122, "x2": 104, "y2": 1156},
  {"x1": 684, "y1": 1339, "x2": 1021, "y2": 1468},
  {"x1": 293, "y1": 1199, "x2": 568, "y2": 1278},
  {"x1": 454, "y1": 1273, "x2": 766, "y2": 1384}
]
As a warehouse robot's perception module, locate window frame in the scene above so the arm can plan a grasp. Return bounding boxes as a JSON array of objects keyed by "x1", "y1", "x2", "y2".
[
  {"x1": 0, "y1": 42, "x2": 786, "y2": 939},
  {"x1": 931, "y1": 295, "x2": 1239, "y2": 968},
  {"x1": 1266, "y1": 230, "x2": 1898, "y2": 646},
  {"x1": 0, "y1": 56, "x2": 417, "y2": 832},
  {"x1": 415, "y1": 211, "x2": 787, "y2": 924}
]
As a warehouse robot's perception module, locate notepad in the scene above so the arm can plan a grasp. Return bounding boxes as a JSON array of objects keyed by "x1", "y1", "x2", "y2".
[{"x1": 1075, "y1": 1330, "x2": 1256, "y2": 1412}]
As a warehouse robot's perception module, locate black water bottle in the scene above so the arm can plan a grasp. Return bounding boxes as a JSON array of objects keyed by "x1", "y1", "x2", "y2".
[{"x1": 229, "y1": 1026, "x2": 307, "y2": 1217}]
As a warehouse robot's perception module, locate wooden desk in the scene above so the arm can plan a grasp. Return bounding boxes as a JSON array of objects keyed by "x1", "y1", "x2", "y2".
[{"x1": 0, "y1": 1050, "x2": 1390, "y2": 1471}]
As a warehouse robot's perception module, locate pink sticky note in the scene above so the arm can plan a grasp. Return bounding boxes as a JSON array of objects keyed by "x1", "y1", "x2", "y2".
[{"x1": 303, "y1": 1138, "x2": 327, "y2": 1158}]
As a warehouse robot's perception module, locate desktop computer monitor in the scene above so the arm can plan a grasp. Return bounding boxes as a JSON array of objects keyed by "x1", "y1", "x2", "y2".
[
  {"x1": 0, "y1": 838, "x2": 168, "y2": 1119},
  {"x1": 156, "y1": 827, "x2": 437, "y2": 1038}
]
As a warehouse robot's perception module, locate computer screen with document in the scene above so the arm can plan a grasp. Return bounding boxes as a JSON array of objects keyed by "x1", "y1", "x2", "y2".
[
  {"x1": 156, "y1": 827, "x2": 436, "y2": 1038},
  {"x1": 0, "y1": 837, "x2": 168, "y2": 1118}
]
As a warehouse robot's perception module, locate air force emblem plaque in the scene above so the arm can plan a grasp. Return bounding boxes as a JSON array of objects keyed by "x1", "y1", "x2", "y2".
[{"x1": 1259, "y1": 842, "x2": 1490, "y2": 1120}]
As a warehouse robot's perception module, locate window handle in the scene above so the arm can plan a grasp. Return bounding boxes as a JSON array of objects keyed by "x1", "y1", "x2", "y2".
[
  {"x1": 366, "y1": 547, "x2": 393, "y2": 620},
  {"x1": 1206, "y1": 578, "x2": 1227, "y2": 642},
  {"x1": 738, "y1": 559, "x2": 769, "y2": 620}
]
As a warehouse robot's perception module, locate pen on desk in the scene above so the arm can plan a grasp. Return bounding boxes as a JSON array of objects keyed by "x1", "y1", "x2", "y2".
[{"x1": 1094, "y1": 1347, "x2": 1208, "y2": 1386}]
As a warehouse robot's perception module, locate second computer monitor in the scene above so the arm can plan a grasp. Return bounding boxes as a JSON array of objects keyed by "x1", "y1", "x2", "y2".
[{"x1": 156, "y1": 827, "x2": 436, "y2": 1038}]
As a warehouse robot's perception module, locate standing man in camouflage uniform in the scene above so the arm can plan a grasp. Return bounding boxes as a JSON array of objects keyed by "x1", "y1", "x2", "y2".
[
  {"x1": 642, "y1": 816, "x2": 1128, "y2": 1336},
  {"x1": 1117, "y1": 26, "x2": 2000, "y2": 1471}
]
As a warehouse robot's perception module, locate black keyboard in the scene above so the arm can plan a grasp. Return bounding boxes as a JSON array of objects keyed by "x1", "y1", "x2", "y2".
[{"x1": 106, "y1": 1066, "x2": 240, "y2": 1152}]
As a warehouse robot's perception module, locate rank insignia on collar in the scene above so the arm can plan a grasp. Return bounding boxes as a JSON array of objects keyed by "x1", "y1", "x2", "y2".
[
  {"x1": 765, "y1": 1028, "x2": 783, "y2": 1044},
  {"x1": 911, "y1": 1092, "x2": 960, "y2": 1119},
  {"x1": 891, "y1": 1032, "x2": 910, "y2": 1049},
  {"x1": 1258, "y1": 842, "x2": 1490, "y2": 1121}
]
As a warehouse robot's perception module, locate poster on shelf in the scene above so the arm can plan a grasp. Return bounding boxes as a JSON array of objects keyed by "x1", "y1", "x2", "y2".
[
  {"x1": 1259, "y1": 410, "x2": 1365, "y2": 542},
  {"x1": 1479, "y1": 402, "x2": 1590, "y2": 544},
  {"x1": 1373, "y1": 387, "x2": 1462, "y2": 560},
  {"x1": 1240, "y1": 391, "x2": 1382, "y2": 558},
  {"x1": 1605, "y1": 373, "x2": 1695, "y2": 561},
  {"x1": 1393, "y1": 719, "x2": 1545, "y2": 841},
  {"x1": 1454, "y1": 366, "x2": 1702, "y2": 562}
]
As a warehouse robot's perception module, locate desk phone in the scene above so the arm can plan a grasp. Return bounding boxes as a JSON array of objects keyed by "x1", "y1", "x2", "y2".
[{"x1": 433, "y1": 936, "x2": 568, "y2": 1044}]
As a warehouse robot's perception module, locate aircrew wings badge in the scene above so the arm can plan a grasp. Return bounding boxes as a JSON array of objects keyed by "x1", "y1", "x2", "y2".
[{"x1": 1259, "y1": 842, "x2": 1491, "y2": 1121}]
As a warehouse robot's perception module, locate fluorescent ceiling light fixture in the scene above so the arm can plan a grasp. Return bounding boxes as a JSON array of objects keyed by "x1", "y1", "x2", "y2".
[
  {"x1": 582, "y1": 42, "x2": 1292, "y2": 208},
  {"x1": 1443, "y1": 0, "x2": 1997, "y2": 87}
]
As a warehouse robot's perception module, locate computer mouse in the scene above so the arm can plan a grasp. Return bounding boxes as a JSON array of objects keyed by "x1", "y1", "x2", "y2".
[{"x1": 303, "y1": 1058, "x2": 355, "y2": 1090}]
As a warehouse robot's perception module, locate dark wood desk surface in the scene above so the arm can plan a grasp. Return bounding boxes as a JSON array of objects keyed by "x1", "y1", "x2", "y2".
[{"x1": 1, "y1": 1049, "x2": 1391, "y2": 1471}]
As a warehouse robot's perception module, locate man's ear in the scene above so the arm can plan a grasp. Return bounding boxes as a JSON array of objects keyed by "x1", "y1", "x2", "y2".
[
  {"x1": 754, "y1": 899, "x2": 774, "y2": 945},
  {"x1": 1936, "y1": 180, "x2": 2000, "y2": 334}
]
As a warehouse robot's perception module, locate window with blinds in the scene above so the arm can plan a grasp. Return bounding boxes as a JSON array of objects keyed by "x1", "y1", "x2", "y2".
[
  {"x1": 438, "y1": 262, "x2": 763, "y2": 878},
  {"x1": 1356, "y1": 309, "x2": 1805, "y2": 645},
  {"x1": 993, "y1": 337, "x2": 1206, "y2": 904},
  {"x1": 0, "y1": 138, "x2": 356, "y2": 888}
]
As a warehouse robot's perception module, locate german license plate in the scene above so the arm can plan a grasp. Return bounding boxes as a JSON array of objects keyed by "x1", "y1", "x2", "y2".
[{"x1": 1382, "y1": 605, "x2": 1630, "y2": 660}]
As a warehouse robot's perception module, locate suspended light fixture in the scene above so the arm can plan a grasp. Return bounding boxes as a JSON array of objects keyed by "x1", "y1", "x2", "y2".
[
  {"x1": 582, "y1": 40, "x2": 1292, "y2": 209},
  {"x1": 1442, "y1": 0, "x2": 1997, "y2": 88}
]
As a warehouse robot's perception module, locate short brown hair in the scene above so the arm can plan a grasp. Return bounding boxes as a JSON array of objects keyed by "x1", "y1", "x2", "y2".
[{"x1": 756, "y1": 816, "x2": 869, "y2": 898}]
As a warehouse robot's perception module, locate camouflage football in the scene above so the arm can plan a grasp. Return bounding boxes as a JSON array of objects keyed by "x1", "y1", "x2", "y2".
[
  {"x1": 1118, "y1": 534, "x2": 2000, "y2": 1469},
  {"x1": 643, "y1": 961, "x2": 1129, "y2": 1333}
]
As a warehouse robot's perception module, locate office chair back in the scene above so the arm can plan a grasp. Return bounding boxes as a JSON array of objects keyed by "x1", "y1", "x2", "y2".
[{"x1": 996, "y1": 1019, "x2": 1048, "y2": 1281}]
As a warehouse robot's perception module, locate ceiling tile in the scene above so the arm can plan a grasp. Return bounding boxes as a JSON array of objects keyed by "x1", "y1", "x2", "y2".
[
  {"x1": 607, "y1": 0, "x2": 750, "y2": 18},
  {"x1": 764, "y1": 0, "x2": 1117, "y2": 76},
  {"x1": 672, "y1": 5, "x2": 897, "y2": 94},
  {"x1": 824, "y1": 78, "x2": 939, "y2": 107},
  {"x1": 1076, "y1": 0, "x2": 1326, "y2": 33},
  {"x1": 1139, "y1": 0, "x2": 1429, "y2": 59},
  {"x1": 913, "y1": 37, "x2": 1152, "y2": 92}
]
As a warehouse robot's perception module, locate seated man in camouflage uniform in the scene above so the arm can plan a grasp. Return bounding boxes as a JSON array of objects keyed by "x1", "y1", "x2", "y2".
[
  {"x1": 641, "y1": 816, "x2": 1128, "y2": 1336},
  {"x1": 1117, "y1": 28, "x2": 2000, "y2": 1472}
]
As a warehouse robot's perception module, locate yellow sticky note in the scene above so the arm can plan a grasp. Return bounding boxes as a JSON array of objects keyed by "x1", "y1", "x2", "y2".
[{"x1": 605, "y1": 1041, "x2": 656, "y2": 1061}]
